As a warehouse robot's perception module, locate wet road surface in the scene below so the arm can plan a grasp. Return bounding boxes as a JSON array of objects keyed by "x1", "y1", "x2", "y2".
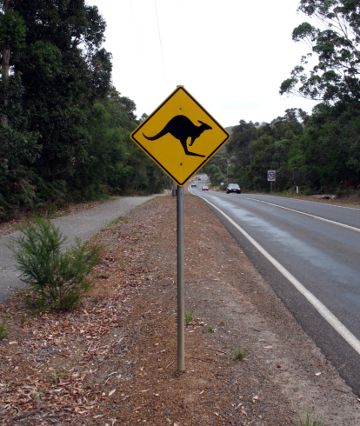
[{"x1": 192, "y1": 189, "x2": 360, "y2": 394}]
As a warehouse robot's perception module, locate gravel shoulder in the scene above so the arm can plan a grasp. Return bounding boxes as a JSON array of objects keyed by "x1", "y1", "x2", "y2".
[
  {"x1": 0, "y1": 195, "x2": 157, "y2": 303},
  {"x1": 0, "y1": 194, "x2": 359, "y2": 425}
]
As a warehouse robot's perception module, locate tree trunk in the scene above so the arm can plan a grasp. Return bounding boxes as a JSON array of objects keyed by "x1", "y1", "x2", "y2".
[
  {"x1": 1, "y1": 0, "x2": 11, "y2": 83},
  {"x1": 1, "y1": 0, "x2": 11, "y2": 126},
  {"x1": 1, "y1": 48, "x2": 10, "y2": 82}
]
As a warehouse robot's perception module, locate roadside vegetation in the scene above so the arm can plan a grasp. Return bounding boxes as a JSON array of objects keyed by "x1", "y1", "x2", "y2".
[
  {"x1": 205, "y1": 1, "x2": 360, "y2": 197},
  {"x1": 299, "y1": 414, "x2": 324, "y2": 426},
  {"x1": 0, "y1": 1, "x2": 168, "y2": 224},
  {"x1": 232, "y1": 346, "x2": 248, "y2": 361},
  {"x1": 184, "y1": 310, "x2": 193, "y2": 326},
  {"x1": 13, "y1": 218, "x2": 100, "y2": 312},
  {"x1": 0, "y1": 319, "x2": 7, "y2": 340},
  {"x1": 0, "y1": 0, "x2": 359, "y2": 224}
]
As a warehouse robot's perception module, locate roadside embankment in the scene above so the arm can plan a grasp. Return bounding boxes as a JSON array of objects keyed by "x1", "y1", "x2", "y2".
[{"x1": 0, "y1": 194, "x2": 359, "y2": 425}]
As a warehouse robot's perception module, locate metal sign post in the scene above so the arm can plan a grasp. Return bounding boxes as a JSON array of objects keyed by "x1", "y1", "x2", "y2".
[
  {"x1": 130, "y1": 86, "x2": 230, "y2": 375},
  {"x1": 267, "y1": 170, "x2": 276, "y2": 193},
  {"x1": 176, "y1": 186, "x2": 185, "y2": 373}
]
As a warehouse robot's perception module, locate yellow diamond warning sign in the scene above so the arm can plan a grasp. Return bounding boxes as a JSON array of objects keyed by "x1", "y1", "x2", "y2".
[{"x1": 130, "y1": 86, "x2": 230, "y2": 186}]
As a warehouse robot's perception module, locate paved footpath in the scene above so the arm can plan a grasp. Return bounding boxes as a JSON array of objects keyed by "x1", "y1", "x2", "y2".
[{"x1": 0, "y1": 195, "x2": 157, "y2": 303}]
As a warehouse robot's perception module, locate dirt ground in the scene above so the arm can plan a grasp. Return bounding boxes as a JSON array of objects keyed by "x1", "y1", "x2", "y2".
[{"x1": 0, "y1": 193, "x2": 360, "y2": 425}]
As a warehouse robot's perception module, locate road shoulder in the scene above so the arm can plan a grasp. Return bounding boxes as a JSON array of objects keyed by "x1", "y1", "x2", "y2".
[{"x1": 0, "y1": 194, "x2": 359, "y2": 424}]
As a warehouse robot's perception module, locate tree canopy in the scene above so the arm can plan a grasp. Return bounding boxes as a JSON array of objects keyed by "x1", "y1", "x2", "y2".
[
  {"x1": 205, "y1": 102, "x2": 360, "y2": 194},
  {"x1": 1, "y1": 0, "x2": 359, "y2": 222},
  {"x1": 205, "y1": 0, "x2": 359, "y2": 194},
  {"x1": 0, "y1": 0, "x2": 167, "y2": 222},
  {"x1": 280, "y1": 0, "x2": 360, "y2": 103}
]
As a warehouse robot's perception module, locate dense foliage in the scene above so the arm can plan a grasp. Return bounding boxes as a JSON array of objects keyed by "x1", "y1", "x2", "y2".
[
  {"x1": 1, "y1": 0, "x2": 359, "y2": 221},
  {"x1": 0, "y1": 0, "x2": 167, "y2": 222},
  {"x1": 205, "y1": 0, "x2": 359, "y2": 195},
  {"x1": 14, "y1": 217, "x2": 100, "y2": 311},
  {"x1": 206, "y1": 104, "x2": 360, "y2": 194},
  {"x1": 280, "y1": 0, "x2": 360, "y2": 103}
]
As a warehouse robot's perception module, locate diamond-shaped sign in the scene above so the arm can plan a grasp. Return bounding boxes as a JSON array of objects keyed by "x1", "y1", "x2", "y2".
[{"x1": 130, "y1": 86, "x2": 230, "y2": 186}]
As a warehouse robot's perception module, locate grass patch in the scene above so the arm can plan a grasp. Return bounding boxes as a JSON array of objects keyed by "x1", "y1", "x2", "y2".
[
  {"x1": 299, "y1": 414, "x2": 323, "y2": 426},
  {"x1": 232, "y1": 346, "x2": 248, "y2": 361},
  {"x1": 0, "y1": 321, "x2": 8, "y2": 340},
  {"x1": 107, "y1": 216, "x2": 129, "y2": 227},
  {"x1": 184, "y1": 311, "x2": 193, "y2": 326},
  {"x1": 47, "y1": 367, "x2": 70, "y2": 385}
]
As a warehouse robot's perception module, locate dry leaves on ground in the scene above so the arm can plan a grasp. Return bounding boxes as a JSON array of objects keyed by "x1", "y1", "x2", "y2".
[{"x1": 0, "y1": 194, "x2": 359, "y2": 425}]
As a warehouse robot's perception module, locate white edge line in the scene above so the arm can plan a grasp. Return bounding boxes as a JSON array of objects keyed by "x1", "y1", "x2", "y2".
[
  {"x1": 198, "y1": 194, "x2": 360, "y2": 356},
  {"x1": 243, "y1": 196, "x2": 360, "y2": 233}
]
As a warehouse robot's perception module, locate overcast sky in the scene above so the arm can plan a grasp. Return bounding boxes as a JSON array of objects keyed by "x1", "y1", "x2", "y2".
[{"x1": 87, "y1": 0, "x2": 318, "y2": 127}]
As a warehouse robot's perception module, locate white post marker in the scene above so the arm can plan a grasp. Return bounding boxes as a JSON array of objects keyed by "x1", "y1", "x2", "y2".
[{"x1": 267, "y1": 170, "x2": 276, "y2": 193}]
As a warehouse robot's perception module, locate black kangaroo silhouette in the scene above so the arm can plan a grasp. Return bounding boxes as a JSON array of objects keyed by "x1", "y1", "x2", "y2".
[{"x1": 143, "y1": 115, "x2": 211, "y2": 157}]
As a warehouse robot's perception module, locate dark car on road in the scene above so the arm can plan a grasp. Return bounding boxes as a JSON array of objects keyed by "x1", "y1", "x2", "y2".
[{"x1": 226, "y1": 183, "x2": 241, "y2": 194}]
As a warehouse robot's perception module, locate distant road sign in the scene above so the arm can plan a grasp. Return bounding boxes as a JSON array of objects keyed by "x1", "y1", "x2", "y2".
[
  {"x1": 267, "y1": 170, "x2": 276, "y2": 182},
  {"x1": 130, "y1": 86, "x2": 230, "y2": 186}
]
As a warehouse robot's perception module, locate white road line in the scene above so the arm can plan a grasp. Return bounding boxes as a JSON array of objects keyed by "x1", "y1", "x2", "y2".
[
  {"x1": 200, "y1": 195, "x2": 360, "y2": 356},
  {"x1": 242, "y1": 196, "x2": 360, "y2": 233}
]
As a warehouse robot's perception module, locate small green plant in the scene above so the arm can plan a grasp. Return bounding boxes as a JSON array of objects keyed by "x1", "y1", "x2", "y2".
[
  {"x1": 184, "y1": 311, "x2": 193, "y2": 326},
  {"x1": 14, "y1": 218, "x2": 100, "y2": 312},
  {"x1": 47, "y1": 367, "x2": 69, "y2": 384},
  {"x1": 108, "y1": 216, "x2": 128, "y2": 227},
  {"x1": 0, "y1": 321, "x2": 8, "y2": 340},
  {"x1": 30, "y1": 387, "x2": 43, "y2": 402},
  {"x1": 299, "y1": 414, "x2": 323, "y2": 426},
  {"x1": 232, "y1": 346, "x2": 248, "y2": 361},
  {"x1": 207, "y1": 325, "x2": 215, "y2": 333}
]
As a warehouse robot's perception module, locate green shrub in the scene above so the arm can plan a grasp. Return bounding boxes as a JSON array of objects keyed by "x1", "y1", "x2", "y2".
[
  {"x1": 232, "y1": 346, "x2": 248, "y2": 361},
  {"x1": 14, "y1": 218, "x2": 100, "y2": 311},
  {"x1": 184, "y1": 311, "x2": 193, "y2": 326},
  {"x1": 299, "y1": 414, "x2": 323, "y2": 426},
  {"x1": 0, "y1": 321, "x2": 8, "y2": 340}
]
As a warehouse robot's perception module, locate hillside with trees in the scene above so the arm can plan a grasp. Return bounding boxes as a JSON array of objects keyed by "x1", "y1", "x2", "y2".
[
  {"x1": 0, "y1": 0, "x2": 167, "y2": 222},
  {"x1": 205, "y1": 0, "x2": 360, "y2": 195},
  {"x1": 1, "y1": 1, "x2": 359, "y2": 223}
]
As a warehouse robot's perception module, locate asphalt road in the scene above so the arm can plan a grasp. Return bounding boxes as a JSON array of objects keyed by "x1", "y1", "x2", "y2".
[
  {"x1": 0, "y1": 195, "x2": 157, "y2": 303},
  {"x1": 192, "y1": 189, "x2": 360, "y2": 394}
]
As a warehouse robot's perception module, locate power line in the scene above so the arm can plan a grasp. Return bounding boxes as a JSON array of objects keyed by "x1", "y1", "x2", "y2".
[{"x1": 153, "y1": 0, "x2": 167, "y2": 82}]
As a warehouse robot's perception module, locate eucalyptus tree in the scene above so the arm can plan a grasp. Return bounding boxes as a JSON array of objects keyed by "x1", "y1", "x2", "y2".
[
  {"x1": 0, "y1": 0, "x2": 25, "y2": 125},
  {"x1": 9, "y1": 0, "x2": 112, "y2": 185},
  {"x1": 0, "y1": 0, "x2": 167, "y2": 222},
  {"x1": 280, "y1": 0, "x2": 360, "y2": 192},
  {"x1": 280, "y1": 0, "x2": 360, "y2": 103},
  {"x1": 0, "y1": 0, "x2": 42, "y2": 220},
  {"x1": 0, "y1": 0, "x2": 113, "y2": 219},
  {"x1": 225, "y1": 120, "x2": 259, "y2": 189}
]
